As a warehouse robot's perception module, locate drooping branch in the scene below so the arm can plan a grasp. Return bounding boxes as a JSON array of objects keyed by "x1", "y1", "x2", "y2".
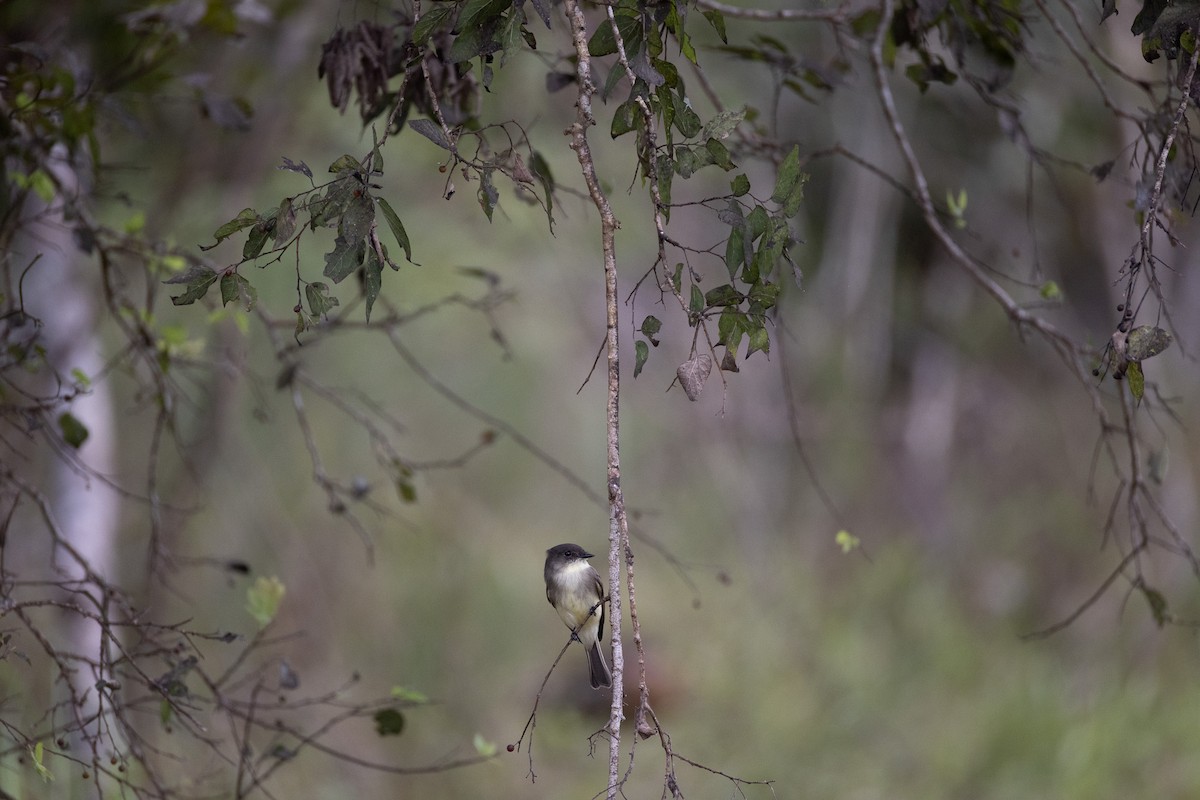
[{"x1": 694, "y1": 0, "x2": 850, "y2": 24}]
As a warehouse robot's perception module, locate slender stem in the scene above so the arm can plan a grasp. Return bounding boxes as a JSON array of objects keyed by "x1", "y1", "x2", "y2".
[{"x1": 562, "y1": 0, "x2": 625, "y2": 792}]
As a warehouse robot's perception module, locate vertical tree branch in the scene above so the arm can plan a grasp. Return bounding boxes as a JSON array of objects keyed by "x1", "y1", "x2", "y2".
[{"x1": 562, "y1": 0, "x2": 624, "y2": 792}]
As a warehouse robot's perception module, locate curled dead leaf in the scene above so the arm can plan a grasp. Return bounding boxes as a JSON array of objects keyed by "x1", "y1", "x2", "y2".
[{"x1": 676, "y1": 354, "x2": 712, "y2": 401}]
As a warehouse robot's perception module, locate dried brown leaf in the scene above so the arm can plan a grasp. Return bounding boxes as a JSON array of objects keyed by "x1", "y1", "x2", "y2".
[{"x1": 677, "y1": 354, "x2": 712, "y2": 401}]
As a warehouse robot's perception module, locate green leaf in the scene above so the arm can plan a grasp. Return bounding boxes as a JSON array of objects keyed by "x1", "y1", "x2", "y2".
[
  {"x1": 160, "y1": 699, "x2": 172, "y2": 727},
  {"x1": 705, "y1": 138, "x2": 735, "y2": 170},
  {"x1": 704, "y1": 283, "x2": 740, "y2": 306},
  {"x1": 376, "y1": 197, "x2": 413, "y2": 264},
  {"x1": 640, "y1": 314, "x2": 662, "y2": 344},
  {"x1": 701, "y1": 109, "x2": 745, "y2": 141},
  {"x1": 448, "y1": 23, "x2": 489, "y2": 63},
  {"x1": 220, "y1": 273, "x2": 239, "y2": 306},
  {"x1": 246, "y1": 576, "x2": 286, "y2": 628},
  {"x1": 905, "y1": 59, "x2": 958, "y2": 92},
  {"x1": 1038, "y1": 280, "x2": 1061, "y2": 301},
  {"x1": 409, "y1": 119, "x2": 453, "y2": 150},
  {"x1": 473, "y1": 733, "x2": 498, "y2": 758},
  {"x1": 1132, "y1": 0, "x2": 1168, "y2": 35},
  {"x1": 305, "y1": 281, "x2": 340, "y2": 319},
  {"x1": 308, "y1": 178, "x2": 356, "y2": 229},
  {"x1": 391, "y1": 685, "x2": 430, "y2": 703},
  {"x1": 946, "y1": 187, "x2": 968, "y2": 228},
  {"x1": 748, "y1": 281, "x2": 780, "y2": 311},
  {"x1": 657, "y1": 154, "x2": 673, "y2": 222},
  {"x1": 373, "y1": 708, "x2": 406, "y2": 736},
  {"x1": 28, "y1": 168, "x2": 56, "y2": 202},
  {"x1": 588, "y1": 11, "x2": 641, "y2": 57},
  {"x1": 724, "y1": 227, "x2": 745, "y2": 279},
  {"x1": 323, "y1": 235, "x2": 365, "y2": 283},
  {"x1": 633, "y1": 339, "x2": 649, "y2": 378},
  {"x1": 653, "y1": 57, "x2": 680, "y2": 88},
  {"x1": 205, "y1": 207, "x2": 259, "y2": 249},
  {"x1": 328, "y1": 154, "x2": 362, "y2": 174},
  {"x1": 1125, "y1": 325, "x2": 1172, "y2": 361},
  {"x1": 674, "y1": 146, "x2": 699, "y2": 179},
  {"x1": 1142, "y1": 584, "x2": 1168, "y2": 627},
  {"x1": 746, "y1": 323, "x2": 770, "y2": 356},
  {"x1": 781, "y1": 171, "x2": 808, "y2": 218},
  {"x1": 701, "y1": 9, "x2": 727, "y2": 43},
  {"x1": 666, "y1": 4, "x2": 696, "y2": 64},
  {"x1": 611, "y1": 99, "x2": 638, "y2": 138},
  {"x1": 478, "y1": 169, "x2": 498, "y2": 221},
  {"x1": 498, "y1": 5, "x2": 527, "y2": 64},
  {"x1": 457, "y1": 0, "x2": 512, "y2": 35},
  {"x1": 851, "y1": 8, "x2": 882, "y2": 37},
  {"x1": 717, "y1": 309, "x2": 744, "y2": 348},
  {"x1": 124, "y1": 209, "x2": 146, "y2": 235},
  {"x1": 165, "y1": 264, "x2": 220, "y2": 306},
  {"x1": 770, "y1": 145, "x2": 802, "y2": 205},
  {"x1": 689, "y1": 283, "x2": 704, "y2": 316},
  {"x1": 1127, "y1": 360, "x2": 1144, "y2": 400},
  {"x1": 750, "y1": 216, "x2": 790, "y2": 281},
  {"x1": 274, "y1": 198, "x2": 297, "y2": 246},
  {"x1": 412, "y1": 4, "x2": 456, "y2": 43},
  {"x1": 32, "y1": 741, "x2": 52, "y2": 783},
  {"x1": 58, "y1": 412, "x2": 88, "y2": 448},
  {"x1": 835, "y1": 529, "x2": 861, "y2": 554},
  {"x1": 363, "y1": 247, "x2": 383, "y2": 322},
  {"x1": 746, "y1": 204, "x2": 769, "y2": 241},
  {"x1": 243, "y1": 220, "x2": 271, "y2": 260},
  {"x1": 671, "y1": 92, "x2": 702, "y2": 138},
  {"x1": 341, "y1": 192, "x2": 375, "y2": 243},
  {"x1": 731, "y1": 176, "x2": 750, "y2": 199},
  {"x1": 531, "y1": 151, "x2": 555, "y2": 228},
  {"x1": 656, "y1": 84, "x2": 675, "y2": 136}
]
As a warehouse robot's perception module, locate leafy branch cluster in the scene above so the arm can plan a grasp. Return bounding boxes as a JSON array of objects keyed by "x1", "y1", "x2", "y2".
[{"x1": 169, "y1": 143, "x2": 413, "y2": 325}]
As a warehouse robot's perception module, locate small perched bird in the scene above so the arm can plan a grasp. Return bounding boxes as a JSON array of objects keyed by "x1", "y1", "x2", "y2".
[{"x1": 544, "y1": 543, "x2": 611, "y2": 689}]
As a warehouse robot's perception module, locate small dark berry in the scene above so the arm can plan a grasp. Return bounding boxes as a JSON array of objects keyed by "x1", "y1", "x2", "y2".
[{"x1": 506, "y1": 744, "x2": 515, "y2": 752}]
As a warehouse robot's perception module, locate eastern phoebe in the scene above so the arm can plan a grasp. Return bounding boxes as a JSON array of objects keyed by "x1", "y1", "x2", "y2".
[{"x1": 544, "y1": 543, "x2": 612, "y2": 689}]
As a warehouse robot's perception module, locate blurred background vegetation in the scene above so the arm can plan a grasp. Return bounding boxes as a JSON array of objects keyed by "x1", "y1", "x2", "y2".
[{"x1": 4, "y1": 0, "x2": 1200, "y2": 797}]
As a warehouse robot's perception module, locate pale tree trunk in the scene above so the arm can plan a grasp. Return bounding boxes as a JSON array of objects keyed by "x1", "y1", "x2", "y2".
[{"x1": 23, "y1": 145, "x2": 120, "y2": 712}]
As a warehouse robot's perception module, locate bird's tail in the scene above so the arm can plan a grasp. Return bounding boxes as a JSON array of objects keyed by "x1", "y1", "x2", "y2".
[{"x1": 588, "y1": 642, "x2": 612, "y2": 689}]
